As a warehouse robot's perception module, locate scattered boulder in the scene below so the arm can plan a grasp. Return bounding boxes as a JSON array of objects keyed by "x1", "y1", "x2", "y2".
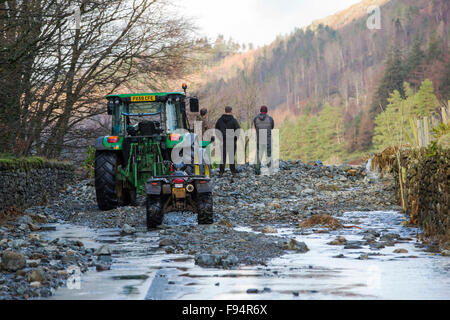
[
  {"x1": 1, "y1": 251, "x2": 26, "y2": 271},
  {"x1": 30, "y1": 281, "x2": 42, "y2": 289},
  {"x1": 120, "y1": 224, "x2": 136, "y2": 235},
  {"x1": 246, "y1": 288, "x2": 259, "y2": 294},
  {"x1": 27, "y1": 269, "x2": 45, "y2": 283},
  {"x1": 283, "y1": 239, "x2": 309, "y2": 253},
  {"x1": 194, "y1": 254, "x2": 221, "y2": 268},
  {"x1": 221, "y1": 255, "x2": 239, "y2": 268},
  {"x1": 28, "y1": 223, "x2": 41, "y2": 231},
  {"x1": 96, "y1": 264, "x2": 111, "y2": 272},
  {"x1": 95, "y1": 245, "x2": 112, "y2": 256},
  {"x1": 327, "y1": 236, "x2": 347, "y2": 245},
  {"x1": 393, "y1": 248, "x2": 408, "y2": 254},
  {"x1": 159, "y1": 238, "x2": 176, "y2": 247},
  {"x1": 28, "y1": 233, "x2": 40, "y2": 241}
]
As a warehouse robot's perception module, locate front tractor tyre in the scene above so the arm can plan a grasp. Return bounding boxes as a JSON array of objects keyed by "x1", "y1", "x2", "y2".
[
  {"x1": 197, "y1": 192, "x2": 214, "y2": 225},
  {"x1": 94, "y1": 151, "x2": 125, "y2": 211},
  {"x1": 146, "y1": 196, "x2": 164, "y2": 230}
]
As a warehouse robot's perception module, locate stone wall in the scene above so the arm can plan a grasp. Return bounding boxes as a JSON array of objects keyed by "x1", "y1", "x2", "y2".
[
  {"x1": 0, "y1": 165, "x2": 74, "y2": 212},
  {"x1": 391, "y1": 148, "x2": 449, "y2": 241}
]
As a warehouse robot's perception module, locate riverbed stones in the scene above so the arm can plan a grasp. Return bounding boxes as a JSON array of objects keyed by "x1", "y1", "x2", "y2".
[{"x1": 393, "y1": 248, "x2": 408, "y2": 254}]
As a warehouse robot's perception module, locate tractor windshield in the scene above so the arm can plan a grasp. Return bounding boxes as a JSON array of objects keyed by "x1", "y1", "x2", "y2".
[
  {"x1": 129, "y1": 102, "x2": 162, "y2": 115},
  {"x1": 122, "y1": 100, "x2": 185, "y2": 135}
]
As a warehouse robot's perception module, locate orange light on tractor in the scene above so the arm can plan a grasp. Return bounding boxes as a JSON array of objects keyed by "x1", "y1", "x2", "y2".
[
  {"x1": 169, "y1": 134, "x2": 181, "y2": 141},
  {"x1": 107, "y1": 136, "x2": 119, "y2": 143}
]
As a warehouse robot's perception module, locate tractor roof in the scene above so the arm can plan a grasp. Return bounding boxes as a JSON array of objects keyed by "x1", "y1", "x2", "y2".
[{"x1": 106, "y1": 92, "x2": 185, "y2": 99}]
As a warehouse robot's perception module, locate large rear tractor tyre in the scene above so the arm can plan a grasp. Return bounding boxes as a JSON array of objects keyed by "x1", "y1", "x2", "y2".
[
  {"x1": 146, "y1": 196, "x2": 164, "y2": 230},
  {"x1": 197, "y1": 193, "x2": 214, "y2": 225},
  {"x1": 95, "y1": 151, "x2": 123, "y2": 211}
]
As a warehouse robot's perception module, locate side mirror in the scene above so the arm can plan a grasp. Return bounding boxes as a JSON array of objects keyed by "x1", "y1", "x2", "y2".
[
  {"x1": 189, "y1": 97, "x2": 199, "y2": 113},
  {"x1": 107, "y1": 101, "x2": 114, "y2": 115}
]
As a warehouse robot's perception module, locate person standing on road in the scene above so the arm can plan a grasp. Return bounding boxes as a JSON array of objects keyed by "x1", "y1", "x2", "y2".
[
  {"x1": 195, "y1": 108, "x2": 210, "y2": 136},
  {"x1": 253, "y1": 105, "x2": 274, "y2": 175},
  {"x1": 215, "y1": 106, "x2": 240, "y2": 177}
]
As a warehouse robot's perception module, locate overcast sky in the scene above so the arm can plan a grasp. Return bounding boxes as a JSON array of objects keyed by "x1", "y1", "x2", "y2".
[{"x1": 176, "y1": 0, "x2": 362, "y2": 47}]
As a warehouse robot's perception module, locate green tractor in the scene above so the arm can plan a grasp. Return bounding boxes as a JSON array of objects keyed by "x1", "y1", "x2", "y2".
[{"x1": 94, "y1": 85, "x2": 214, "y2": 229}]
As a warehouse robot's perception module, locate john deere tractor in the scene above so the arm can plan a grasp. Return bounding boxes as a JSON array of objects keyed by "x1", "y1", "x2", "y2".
[{"x1": 94, "y1": 85, "x2": 213, "y2": 229}]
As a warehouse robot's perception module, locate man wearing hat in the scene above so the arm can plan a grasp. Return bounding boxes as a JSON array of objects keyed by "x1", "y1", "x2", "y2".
[{"x1": 253, "y1": 106, "x2": 274, "y2": 175}]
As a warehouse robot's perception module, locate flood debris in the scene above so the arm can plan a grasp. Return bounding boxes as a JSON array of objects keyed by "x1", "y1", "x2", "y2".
[{"x1": 299, "y1": 214, "x2": 343, "y2": 230}]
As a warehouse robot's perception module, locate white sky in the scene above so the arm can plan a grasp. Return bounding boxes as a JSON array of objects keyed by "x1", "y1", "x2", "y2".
[{"x1": 175, "y1": 0, "x2": 362, "y2": 47}]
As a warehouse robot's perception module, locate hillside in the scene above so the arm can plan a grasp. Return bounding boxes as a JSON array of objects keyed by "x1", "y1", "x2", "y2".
[{"x1": 186, "y1": 0, "x2": 449, "y2": 163}]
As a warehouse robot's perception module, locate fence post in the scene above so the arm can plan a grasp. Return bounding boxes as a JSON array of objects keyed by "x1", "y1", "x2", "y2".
[
  {"x1": 417, "y1": 119, "x2": 423, "y2": 147},
  {"x1": 423, "y1": 116, "x2": 430, "y2": 146},
  {"x1": 442, "y1": 107, "x2": 449, "y2": 124}
]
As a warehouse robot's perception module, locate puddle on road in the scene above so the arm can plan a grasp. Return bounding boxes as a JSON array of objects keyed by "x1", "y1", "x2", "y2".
[{"x1": 43, "y1": 211, "x2": 450, "y2": 300}]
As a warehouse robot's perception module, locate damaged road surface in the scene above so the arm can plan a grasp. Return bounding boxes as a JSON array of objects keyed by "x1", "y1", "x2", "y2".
[{"x1": 1, "y1": 161, "x2": 449, "y2": 300}]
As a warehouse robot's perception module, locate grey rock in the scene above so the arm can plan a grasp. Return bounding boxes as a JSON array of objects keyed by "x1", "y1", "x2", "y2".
[
  {"x1": 302, "y1": 188, "x2": 315, "y2": 196},
  {"x1": 9, "y1": 239, "x2": 27, "y2": 249},
  {"x1": 221, "y1": 255, "x2": 239, "y2": 268},
  {"x1": 283, "y1": 239, "x2": 309, "y2": 253},
  {"x1": 95, "y1": 245, "x2": 112, "y2": 256},
  {"x1": 40, "y1": 287, "x2": 52, "y2": 297},
  {"x1": 1, "y1": 251, "x2": 26, "y2": 271},
  {"x1": 27, "y1": 269, "x2": 45, "y2": 283},
  {"x1": 97, "y1": 255, "x2": 112, "y2": 263},
  {"x1": 120, "y1": 224, "x2": 136, "y2": 235},
  {"x1": 194, "y1": 254, "x2": 221, "y2": 267},
  {"x1": 246, "y1": 288, "x2": 259, "y2": 294},
  {"x1": 16, "y1": 216, "x2": 33, "y2": 225}
]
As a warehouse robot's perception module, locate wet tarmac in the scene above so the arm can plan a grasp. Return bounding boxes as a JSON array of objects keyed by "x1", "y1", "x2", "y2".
[{"x1": 43, "y1": 210, "x2": 450, "y2": 300}]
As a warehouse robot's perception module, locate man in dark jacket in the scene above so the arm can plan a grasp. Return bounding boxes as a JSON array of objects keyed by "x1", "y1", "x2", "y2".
[
  {"x1": 215, "y1": 106, "x2": 240, "y2": 177},
  {"x1": 253, "y1": 106, "x2": 274, "y2": 175},
  {"x1": 195, "y1": 108, "x2": 210, "y2": 135}
]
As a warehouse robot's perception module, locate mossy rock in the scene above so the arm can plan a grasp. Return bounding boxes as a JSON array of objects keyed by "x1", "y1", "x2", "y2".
[{"x1": 0, "y1": 156, "x2": 73, "y2": 171}]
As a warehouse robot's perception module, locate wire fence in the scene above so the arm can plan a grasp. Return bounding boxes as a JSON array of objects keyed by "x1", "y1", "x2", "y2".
[{"x1": 415, "y1": 106, "x2": 449, "y2": 147}]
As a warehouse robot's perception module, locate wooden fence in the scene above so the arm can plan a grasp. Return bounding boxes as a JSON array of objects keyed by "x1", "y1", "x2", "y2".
[{"x1": 416, "y1": 106, "x2": 449, "y2": 147}]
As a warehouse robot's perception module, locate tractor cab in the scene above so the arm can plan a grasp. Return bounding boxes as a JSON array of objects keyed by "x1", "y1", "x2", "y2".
[{"x1": 106, "y1": 92, "x2": 198, "y2": 142}]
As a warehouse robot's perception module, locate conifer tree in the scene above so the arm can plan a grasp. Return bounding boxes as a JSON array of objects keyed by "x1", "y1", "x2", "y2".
[
  {"x1": 371, "y1": 47, "x2": 405, "y2": 115},
  {"x1": 414, "y1": 79, "x2": 439, "y2": 116}
]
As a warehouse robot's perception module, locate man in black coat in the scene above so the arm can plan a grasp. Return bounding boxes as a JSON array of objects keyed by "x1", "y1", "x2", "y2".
[{"x1": 215, "y1": 106, "x2": 240, "y2": 177}]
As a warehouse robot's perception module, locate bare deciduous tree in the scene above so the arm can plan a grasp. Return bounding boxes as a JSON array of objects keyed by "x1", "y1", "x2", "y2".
[{"x1": 0, "y1": 0, "x2": 196, "y2": 158}]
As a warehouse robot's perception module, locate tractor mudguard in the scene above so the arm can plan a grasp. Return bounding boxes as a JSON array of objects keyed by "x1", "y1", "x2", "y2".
[
  {"x1": 95, "y1": 137, "x2": 108, "y2": 150},
  {"x1": 195, "y1": 181, "x2": 213, "y2": 193},
  {"x1": 145, "y1": 183, "x2": 162, "y2": 195},
  {"x1": 145, "y1": 178, "x2": 169, "y2": 195},
  {"x1": 95, "y1": 136, "x2": 123, "y2": 151}
]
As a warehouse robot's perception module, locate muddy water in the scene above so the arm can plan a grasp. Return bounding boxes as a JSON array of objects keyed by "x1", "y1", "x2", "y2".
[{"x1": 43, "y1": 210, "x2": 449, "y2": 300}]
